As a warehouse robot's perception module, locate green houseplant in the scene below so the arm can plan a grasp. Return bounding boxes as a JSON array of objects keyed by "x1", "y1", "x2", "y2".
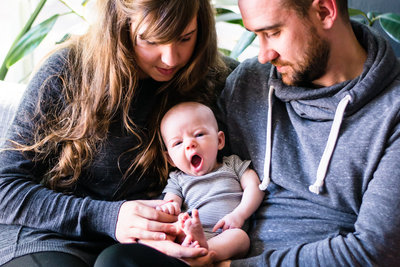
[{"x1": 0, "y1": 0, "x2": 89, "y2": 81}]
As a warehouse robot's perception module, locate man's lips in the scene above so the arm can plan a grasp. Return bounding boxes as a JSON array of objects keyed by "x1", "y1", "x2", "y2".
[{"x1": 156, "y1": 67, "x2": 176, "y2": 76}]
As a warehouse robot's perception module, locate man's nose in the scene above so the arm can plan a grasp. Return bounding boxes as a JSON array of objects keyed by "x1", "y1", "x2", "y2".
[{"x1": 258, "y1": 38, "x2": 279, "y2": 64}]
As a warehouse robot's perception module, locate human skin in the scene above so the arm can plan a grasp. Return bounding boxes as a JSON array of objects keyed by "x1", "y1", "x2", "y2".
[
  {"x1": 160, "y1": 102, "x2": 225, "y2": 176},
  {"x1": 239, "y1": 0, "x2": 366, "y2": 87},
  {"x1": 114, "y1": 16, "x2": 208, "y2": 260},
  {"x1": 134, "y1": 16, "x2": 198, "y2": 81},
  {"x1": 159, "y1": 102, "x2": 264, "y2": 262}
]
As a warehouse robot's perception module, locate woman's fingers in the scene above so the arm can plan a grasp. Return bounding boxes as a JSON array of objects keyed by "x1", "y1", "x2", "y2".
[
  {"x1": 139, "y1": 239, "x2": 208, "y2": 259},
  {"x1": 115, "y1": 200, "x2": 180, "y2": 243}
]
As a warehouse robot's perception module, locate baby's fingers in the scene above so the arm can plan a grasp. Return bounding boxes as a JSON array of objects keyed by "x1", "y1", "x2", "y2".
[{"x1": 213, "y1": 219, "x2": 225, "y2": 232}]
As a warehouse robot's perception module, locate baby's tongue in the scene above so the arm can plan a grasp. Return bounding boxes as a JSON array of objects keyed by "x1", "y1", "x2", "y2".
[{"x1": 191, "y1": 155, "x2": 202, "y2": 168}]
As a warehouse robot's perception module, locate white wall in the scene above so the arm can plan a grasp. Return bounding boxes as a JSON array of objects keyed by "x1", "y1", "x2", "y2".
[{"x1": 0, "y1": 0, "x2": 93, "y2": 84}]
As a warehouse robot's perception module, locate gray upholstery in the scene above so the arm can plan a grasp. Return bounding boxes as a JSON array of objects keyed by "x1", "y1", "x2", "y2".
[{"x1": 0, "y1": 81, "x2": 26, "y2": 146}]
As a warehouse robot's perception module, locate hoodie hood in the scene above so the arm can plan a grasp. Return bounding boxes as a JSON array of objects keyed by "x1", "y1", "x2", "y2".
[
  {"x1": 259, "y1": 21, "x2": 400, "y2": 193},
  {"x1": 269, "y1": 22, "x2": 399, "y2": 121}
]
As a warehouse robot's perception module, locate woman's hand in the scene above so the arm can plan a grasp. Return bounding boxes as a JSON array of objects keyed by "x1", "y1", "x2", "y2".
[
  {"x1": 115, "y1": 200, "x2": 179, "y2": 243},
  {"x1": 181, "y1": 251, "x2": 217, "y2": 267},
  {"x1": 139, "y1": 239, "x2": 208, "y2": 259}
]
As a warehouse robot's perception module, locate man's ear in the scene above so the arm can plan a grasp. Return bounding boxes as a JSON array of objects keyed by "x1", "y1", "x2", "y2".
[
  {"x1": 164, "y1": 151, "x2": 176, "y2": 167},
  {"x1": 217, "y1": 131, "x2": 225, "y2": 150},
  {"x1": 311, "y1": 0, "x2": 337, "y2": 29}
]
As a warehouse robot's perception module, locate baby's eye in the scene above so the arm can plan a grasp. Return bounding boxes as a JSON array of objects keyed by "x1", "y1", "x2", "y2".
[
  {"x1": 195, "y1": 133, "x2": 204, "y2": 138},
  {"x1": 172, "y1": 141, "x2": 182, "y2": 147}
]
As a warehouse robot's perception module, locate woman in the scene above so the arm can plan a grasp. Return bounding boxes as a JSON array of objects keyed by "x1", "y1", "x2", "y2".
[{"x1": 0, "y1": 0, "x2": 236, "y2": 266}]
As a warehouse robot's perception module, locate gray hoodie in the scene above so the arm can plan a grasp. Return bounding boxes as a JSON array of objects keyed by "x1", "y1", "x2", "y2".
[{"x1": 219, "y1": 22, "x2": 400, "y2": 266}]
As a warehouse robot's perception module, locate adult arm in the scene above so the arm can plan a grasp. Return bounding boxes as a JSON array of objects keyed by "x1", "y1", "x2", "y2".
[{"x1": 0, "y1": 51, "x2": 177, "y2": 242}]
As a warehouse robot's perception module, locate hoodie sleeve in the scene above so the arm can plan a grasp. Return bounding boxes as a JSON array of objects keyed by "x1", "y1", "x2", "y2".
[{"x1": 0, "y1": 50, "x2": 123, "y2": 240}]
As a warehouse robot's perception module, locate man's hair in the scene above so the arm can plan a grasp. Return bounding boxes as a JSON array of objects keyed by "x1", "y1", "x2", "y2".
[{"x1": 283, "y1": 0, "x2": 349, "y2": 21}]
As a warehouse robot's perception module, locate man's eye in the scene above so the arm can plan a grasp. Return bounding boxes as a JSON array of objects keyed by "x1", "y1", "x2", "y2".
[{"x1": 267, "y1": 31, "x2": 280, "y2": 38}]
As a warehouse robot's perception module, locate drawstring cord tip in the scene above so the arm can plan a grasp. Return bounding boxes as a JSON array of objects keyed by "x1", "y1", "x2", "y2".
[
  {"x1": 259, "y1": 177, "x2": 270, "y2": 191},
  {"x1": 309, "y1": 184, "x2": 322, "y2": 194},
  {"x1": 259, "y1": 183, "x2": 268, "y2": 191}
]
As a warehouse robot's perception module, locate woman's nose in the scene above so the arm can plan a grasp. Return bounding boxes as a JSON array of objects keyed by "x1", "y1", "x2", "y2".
[{"x1": 160, "y1": 44, "x2": 179, "y2": 66}]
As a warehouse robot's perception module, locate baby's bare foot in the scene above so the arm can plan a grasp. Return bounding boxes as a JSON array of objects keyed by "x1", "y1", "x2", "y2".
[{"x1": 181, "y1": 209, "x2": 208, "y2": 249}]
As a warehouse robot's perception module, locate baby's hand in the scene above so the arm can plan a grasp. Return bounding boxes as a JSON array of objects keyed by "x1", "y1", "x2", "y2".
[
  {"x1": 156, "y1": 200, "x2": 181, "y2": 215},
  {"x1": 212, "y1": 212, "x2": 244, "y2": 232}
]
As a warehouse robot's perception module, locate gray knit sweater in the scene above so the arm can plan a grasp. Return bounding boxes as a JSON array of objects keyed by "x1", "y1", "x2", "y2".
[
  {"x1": 219, "y1": 22, "x2": 400, "y2": 266},
  {"x1": 0, "y1": 49, "x2": 237, "y2": 265}
]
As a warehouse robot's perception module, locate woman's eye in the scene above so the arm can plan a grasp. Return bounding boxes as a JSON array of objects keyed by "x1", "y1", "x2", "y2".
[
  {"x1": 180, "y1": 37, "x2": 191, "y2": 43},
  {"x1": 137, "y1": 35, "x2": 157, "y2": 45}
]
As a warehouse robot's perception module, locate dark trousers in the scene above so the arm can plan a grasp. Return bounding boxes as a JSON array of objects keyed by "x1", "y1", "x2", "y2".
[
  {"x1": 2, "y1": 244, "x2": 189, "y2": 267},
  {"x1": 94, "y1": 243, "x2": 189, "y2": 267},
  {"x1": 2, "y1": 252, "x2": 88, "y2": 267}
]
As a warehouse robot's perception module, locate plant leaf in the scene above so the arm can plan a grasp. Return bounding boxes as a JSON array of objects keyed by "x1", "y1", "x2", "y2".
[
  {"x1": 216, "y1": 13, "x2": 243, "y2": 25},
  {"x1": 81, "y1": 0, "x2": 90, "y2": 6},
  {"x1": 379, "y1": 13, "x2": 400, "y2": 43},
  {"x1": 230, "y1": 30, "x2": 256, "y2": 59},
  {"x1": 213, "y1": 0, "x2": 238, "y2": 5},
  {"x1": 348, "y1": 8, "x2": 366, "y2": 17},
  {"x1": 215, "y1": 7, "x2": 234, "y2": 15},
  {"x1": 6, "y1": 14, "x2": 59, "y2": 68}
]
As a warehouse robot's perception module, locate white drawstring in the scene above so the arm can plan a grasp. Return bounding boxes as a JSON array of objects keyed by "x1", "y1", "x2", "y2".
[
  {"x1": 259, "y1": 86, "x2": 274, "y2": 191},
  {"x1": 309, "y1": 95, "x2": 352, "y2": 194}
]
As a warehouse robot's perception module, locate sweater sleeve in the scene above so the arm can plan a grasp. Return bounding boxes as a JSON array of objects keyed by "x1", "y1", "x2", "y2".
[{"x1": 0, "y1": 50, "x2": 123, "y2": 240}]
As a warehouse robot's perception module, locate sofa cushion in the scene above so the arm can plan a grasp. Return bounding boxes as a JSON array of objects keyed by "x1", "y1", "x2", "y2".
[{"x1": 0, "y1": 81, "x2": 26, "y2": 146}]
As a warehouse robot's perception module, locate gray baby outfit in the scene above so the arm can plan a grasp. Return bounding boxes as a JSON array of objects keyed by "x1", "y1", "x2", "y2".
[{"x1": 163, "y1": 155, "x2": 250, "y2": 239}]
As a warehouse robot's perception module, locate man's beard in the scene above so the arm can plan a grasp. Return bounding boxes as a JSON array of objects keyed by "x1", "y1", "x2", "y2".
[{"x1": 272, "y1": 25, "x2": 330, "y2": 87}]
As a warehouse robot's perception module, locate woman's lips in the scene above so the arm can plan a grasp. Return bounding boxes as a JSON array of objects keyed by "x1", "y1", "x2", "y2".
[{"x1": 156, "y1": 67, "x2": 176, "y2": 76}]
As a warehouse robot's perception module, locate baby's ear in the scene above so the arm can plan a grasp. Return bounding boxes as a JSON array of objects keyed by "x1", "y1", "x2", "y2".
[
  {"x1": 164, "y1": 151, "x2": 176, "y2": 167},
  {"x1": 217, "y1": 131, "x2": 225, "y2": 150}
]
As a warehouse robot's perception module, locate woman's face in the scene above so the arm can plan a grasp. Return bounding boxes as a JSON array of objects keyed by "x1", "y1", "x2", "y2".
[{"x1": 134, "y1": 16, "x2": 198, "y2": 81}]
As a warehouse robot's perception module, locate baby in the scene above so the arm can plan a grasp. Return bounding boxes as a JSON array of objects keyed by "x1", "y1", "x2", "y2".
[{"x1": 158, "y1": 101, "x2": 265, "y2": 261}]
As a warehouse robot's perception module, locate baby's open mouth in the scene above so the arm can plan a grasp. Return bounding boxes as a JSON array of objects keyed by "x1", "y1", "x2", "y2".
[{"x1": 191, "y1": 154, "x2": 202, "y2": 168}]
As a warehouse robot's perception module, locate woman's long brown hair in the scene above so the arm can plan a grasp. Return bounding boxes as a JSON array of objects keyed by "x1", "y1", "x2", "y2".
[{"x1": 13, "y1": 0, "x2": 228, "y2": 195}]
